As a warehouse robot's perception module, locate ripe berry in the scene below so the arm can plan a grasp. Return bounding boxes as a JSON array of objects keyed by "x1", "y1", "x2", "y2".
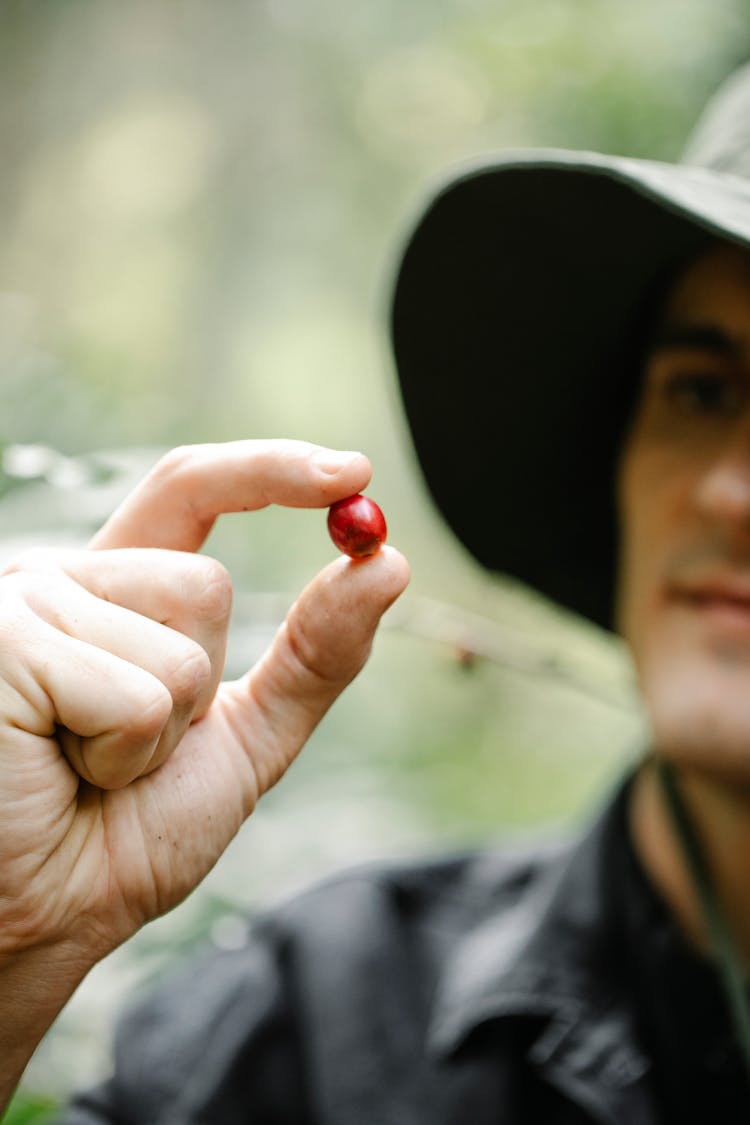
[{"x1": 327, "y1": 494, "x2": 387, "y2": 559}]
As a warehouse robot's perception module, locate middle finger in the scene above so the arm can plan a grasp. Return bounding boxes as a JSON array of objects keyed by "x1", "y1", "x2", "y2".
[
  {"x1": 13, "y1": 567, "x2": 218, "y2": 773},
  {"x1": 6, "y1": 547, "x2": 232, "y2": 716}
]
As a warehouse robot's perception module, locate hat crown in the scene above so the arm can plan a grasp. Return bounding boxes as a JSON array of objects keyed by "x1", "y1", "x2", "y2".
[{"x1": 682, "y1": 62, "x2": 750, "y2": 178}]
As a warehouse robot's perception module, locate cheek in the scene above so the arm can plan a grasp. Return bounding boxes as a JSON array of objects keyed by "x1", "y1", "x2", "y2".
[{"x1": 615, "y1": 443, "x2": 692, "y2": 646}]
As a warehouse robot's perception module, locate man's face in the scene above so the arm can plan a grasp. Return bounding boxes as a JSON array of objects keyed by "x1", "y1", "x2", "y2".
[{"x1": 617, "y1": 243, "x2": 750, "y2": 782}]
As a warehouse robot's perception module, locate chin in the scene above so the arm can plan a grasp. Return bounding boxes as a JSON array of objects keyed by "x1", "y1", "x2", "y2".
[{"x1": 642, "y1": 648, "x2": 750, "y2": 788}]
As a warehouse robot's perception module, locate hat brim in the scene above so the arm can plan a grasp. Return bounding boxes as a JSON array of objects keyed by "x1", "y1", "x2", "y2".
[{"x1": 391, "y1": 149, "x2": 750, "y2": 630}]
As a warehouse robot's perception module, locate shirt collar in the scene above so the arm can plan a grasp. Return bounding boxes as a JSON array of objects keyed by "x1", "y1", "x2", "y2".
[
  {"x1": 427, "y1": 775, "x2": 655, "y2": 1113},
  {"x1": 427, "y1": 839, "x2": 585, "y2": 1055}
]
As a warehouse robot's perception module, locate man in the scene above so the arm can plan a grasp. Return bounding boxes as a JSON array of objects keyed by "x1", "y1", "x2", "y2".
[{"x1": 5, "y1": 63, "x2": 750, "y2": 1123}]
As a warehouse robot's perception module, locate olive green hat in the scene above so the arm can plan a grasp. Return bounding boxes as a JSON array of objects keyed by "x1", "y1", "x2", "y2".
[{"x1": 391, "y1": 64, "x2": 750, "y2": 630}]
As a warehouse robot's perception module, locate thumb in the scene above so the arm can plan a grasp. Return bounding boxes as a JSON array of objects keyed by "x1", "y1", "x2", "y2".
[{"x1": 220, "y1": 545, "x2": 410, "y2": 801}]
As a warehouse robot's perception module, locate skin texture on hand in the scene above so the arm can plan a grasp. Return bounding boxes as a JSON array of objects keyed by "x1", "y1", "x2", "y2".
[{"x1": 0, "y1": 438, "x2": 410, "y2": 1110}]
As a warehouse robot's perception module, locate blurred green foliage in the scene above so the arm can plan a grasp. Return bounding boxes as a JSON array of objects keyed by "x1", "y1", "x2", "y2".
[
  {"x1": 2, "y1": 0, "x2": 750, "y2": 1112},
  {"x1": 3, "y1": 1093, "x2": 57, "y2": 1125}
]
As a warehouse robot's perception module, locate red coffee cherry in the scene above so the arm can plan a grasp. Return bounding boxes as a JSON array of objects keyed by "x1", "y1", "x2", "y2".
[{"x1": 327, "y1": 494, "x2": 387, "y2": 559}]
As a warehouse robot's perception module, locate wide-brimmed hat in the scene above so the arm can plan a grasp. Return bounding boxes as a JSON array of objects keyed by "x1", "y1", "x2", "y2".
[{"x1": 391, "y1": 64, "x2": 750, "y2": 631}]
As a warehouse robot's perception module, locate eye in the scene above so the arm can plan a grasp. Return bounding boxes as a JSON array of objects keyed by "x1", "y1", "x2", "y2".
[{"x1": 662, "y1": 371, "x2": 746, "y2": 418}]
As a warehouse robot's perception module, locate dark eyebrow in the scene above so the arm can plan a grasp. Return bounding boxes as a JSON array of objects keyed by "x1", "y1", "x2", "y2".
[{"x1": 648, "y1": 323, "x2": 742, "y2": 359}]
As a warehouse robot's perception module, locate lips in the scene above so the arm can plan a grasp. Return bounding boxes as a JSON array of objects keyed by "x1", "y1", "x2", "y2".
[{"x1": 668, "y1": 573, "x2": 750, "y2": 634}]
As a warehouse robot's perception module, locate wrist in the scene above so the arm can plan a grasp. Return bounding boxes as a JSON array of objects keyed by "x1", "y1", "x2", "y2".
[{"x1": 0, "y1": 938, "x2": 96, "y2": 1113}]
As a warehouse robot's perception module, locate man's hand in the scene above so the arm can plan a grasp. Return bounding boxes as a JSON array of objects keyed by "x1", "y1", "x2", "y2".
[{"x1": 0, "y1": 438, "x2": 408, "y2": 995}]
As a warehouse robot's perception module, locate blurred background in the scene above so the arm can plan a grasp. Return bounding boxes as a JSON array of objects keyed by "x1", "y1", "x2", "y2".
[{"x1": 2, "y1": 0, "x2": 749, "y2": 1118}]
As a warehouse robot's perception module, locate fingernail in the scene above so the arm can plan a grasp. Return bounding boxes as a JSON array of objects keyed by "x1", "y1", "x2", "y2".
[{"x1": 312, "y1": 449, "x2": 363, "y2": 474}]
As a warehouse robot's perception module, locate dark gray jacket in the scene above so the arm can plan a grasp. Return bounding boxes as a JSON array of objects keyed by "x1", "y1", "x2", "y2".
[{"x1": 58, "y1": 779, "x2": 745, "y2": 1124}]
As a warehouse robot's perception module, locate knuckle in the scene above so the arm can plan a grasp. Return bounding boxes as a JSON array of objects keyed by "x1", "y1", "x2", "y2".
[
  {"x1": 168, "y1": 645, "x2": 212, "y2": 708},
  {"x1": 151, "y1": 444, "x2": 198, "y2": 483},
  {"x1": 191, "y1": 558, "x2": 233, "y2": 625},
  {"x1": 127, "y1": 683, "x2": 173, "y2": 742},
  {"x1": 0, "y1": 567, "x2": 62, "y2": 616},
  {"x1": 285, "y1": 613, "x2": 351, "y2": 689}
]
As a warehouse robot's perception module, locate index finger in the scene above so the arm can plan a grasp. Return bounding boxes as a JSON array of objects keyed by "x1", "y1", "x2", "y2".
[{"x1": 90, "y1": 440, "x2": 372, "y2": 552}]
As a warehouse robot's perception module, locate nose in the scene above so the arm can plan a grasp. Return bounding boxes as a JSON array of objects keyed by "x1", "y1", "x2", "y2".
[{"x1": 696, "y1": 416, "x2": 750, "y2": 533}]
